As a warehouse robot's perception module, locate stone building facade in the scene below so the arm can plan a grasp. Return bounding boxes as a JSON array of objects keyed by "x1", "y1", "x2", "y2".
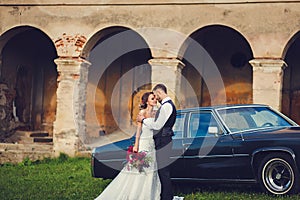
[{"x1": 0, "y1": 0, "x2": 300, "y2": 158}]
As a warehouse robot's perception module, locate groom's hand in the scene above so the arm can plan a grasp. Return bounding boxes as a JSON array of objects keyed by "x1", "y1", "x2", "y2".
[{"x1": 136, "y1": 114, "x2": 145, "y2": 123}]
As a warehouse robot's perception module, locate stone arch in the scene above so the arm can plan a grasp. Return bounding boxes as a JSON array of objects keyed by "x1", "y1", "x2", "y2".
[
  {"x1": 84, "y1": 26, "x2": 152, "y2": 141},
  {"x1": 179, "y1": 24, "x2": 253, "y2": 107},
  {"x1": 281, "y1": 31, "x2": 300, "y2": 124},
  {"x1": 0, "y1": 25, "x2": 58, "y2": 140}
]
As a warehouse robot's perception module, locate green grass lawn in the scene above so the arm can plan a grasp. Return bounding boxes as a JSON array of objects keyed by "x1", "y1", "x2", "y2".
[
  {"x1": 1, "y1": 154, "x2": 300, "y2": 200},
  {"x1": 0, "y1": 154, "x2": 110, "y2": 200}
]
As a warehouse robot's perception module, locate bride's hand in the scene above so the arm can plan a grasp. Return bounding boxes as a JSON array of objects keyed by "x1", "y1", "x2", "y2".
[{"x1": 133, "y1": 145, "x2": 138, "y2": 153}]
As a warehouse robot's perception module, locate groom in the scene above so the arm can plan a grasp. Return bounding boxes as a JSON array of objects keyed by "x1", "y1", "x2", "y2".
[{"x1": 137, "y1": 83, "x2": 176, "y2": 200}]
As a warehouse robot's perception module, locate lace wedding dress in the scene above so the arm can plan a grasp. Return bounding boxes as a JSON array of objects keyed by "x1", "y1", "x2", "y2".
[{"x1": 95, "y1": 124, "x2": 161, "y2": 200}]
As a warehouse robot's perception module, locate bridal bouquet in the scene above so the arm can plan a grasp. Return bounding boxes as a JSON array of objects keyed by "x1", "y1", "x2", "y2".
[{"x1": 126, "y1": 145, "x2": 152, "y2": 173}]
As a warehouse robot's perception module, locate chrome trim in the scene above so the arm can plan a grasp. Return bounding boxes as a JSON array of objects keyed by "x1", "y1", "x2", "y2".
[
  {"x1": 171, "y1": 177, "x2": 256, "y2": 183},
  {"x1": 215, "y1": 104, "x2": 267, "y2": 111},
  {"x1": 252, "y1": 147, "x2": 295, "y2": 159},
  {"x1": 233, "y1": 154, "x2": 249, "y2": 157},
  {"x1": 182, "y1": 153, "x2": 249, "y2": 159},
  {"x1": 183, "y1": 154, "x2": 234, "y2": 159},
  {"x1": 251, "y1": 147, "x2": 296, "y2": 168},
  {"x1": 170, "y1": 156, "x2": 184, "y2": 159},
  {"x1": 228, "y1": 126, "x2": 294, "y2": 134},
  {"x1": 97, "y1": 158, "x2": 125, "y2": 162}
]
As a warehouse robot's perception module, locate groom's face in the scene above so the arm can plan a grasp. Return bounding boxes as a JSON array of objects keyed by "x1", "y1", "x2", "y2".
[{"x1": 153, "y1": 89, "x2": 162, "y2": 103}]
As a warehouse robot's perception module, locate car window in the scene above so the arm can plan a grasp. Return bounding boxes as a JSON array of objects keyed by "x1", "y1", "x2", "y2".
[
  {"x1": 172, "y1": 113, "x2": 185, "y2": 138},
  {"x1": 217, "y1": 106, "x2": 292, "y2": 132},
  {"x1": 251, "y1": 109, "x2": 290, "y2": 127},
  {"x1": 217, "y1": 110, "x2": 250, "y2": 132},
  {"x1": 189, "y1": 112, "x2": 219, "y2": 138}
]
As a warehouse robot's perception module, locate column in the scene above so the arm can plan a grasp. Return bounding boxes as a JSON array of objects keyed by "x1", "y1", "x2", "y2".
[
  {"x1": 249, "y1": 58, "x2": 287, "y2": 111},
  {"x1": 53, "y1": 57, "x2": 90, "y2": 157},
  {"x1": 148, "y1": 58, "x2": 185, "y2": 106}
]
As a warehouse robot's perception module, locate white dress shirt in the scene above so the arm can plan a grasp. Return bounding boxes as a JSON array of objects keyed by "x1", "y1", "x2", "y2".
[{"x1": 143, "y1": 97, "x2": 173, "y2": 131}]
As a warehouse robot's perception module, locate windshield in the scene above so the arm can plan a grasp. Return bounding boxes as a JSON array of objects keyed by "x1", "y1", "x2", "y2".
[{"x1": 217, "y1": 106, "x2": 293, "y2": 133}]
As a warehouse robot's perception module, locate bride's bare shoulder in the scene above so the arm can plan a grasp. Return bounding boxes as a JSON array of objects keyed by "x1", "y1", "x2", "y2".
[{"x1": 139, "y1": 109, "x2": 146, "y2": 116}]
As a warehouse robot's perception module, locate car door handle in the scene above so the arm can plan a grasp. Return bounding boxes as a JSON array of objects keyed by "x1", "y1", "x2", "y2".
[{"x1": 183, "y1": 143, "x2": 192, "y2": 150}]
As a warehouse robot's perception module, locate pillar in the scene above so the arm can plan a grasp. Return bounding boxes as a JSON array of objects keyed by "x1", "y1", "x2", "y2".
[
  {"x1": 249, "y1": 58, "x2": 287, "y2": 111},
  {"x1": 148, "y1": 58, "x2": 185, "y2": 106},
  {"x1": 53, "y1": 58, "x2": 90, "y2": 157}
]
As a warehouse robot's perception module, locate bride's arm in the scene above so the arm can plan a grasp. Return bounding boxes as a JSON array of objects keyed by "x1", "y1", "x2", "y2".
[
  {"x1": 133, "y1": 123, "x2": 141, "y2": 153},
  {"x1": 133, "y1": 110, "x2": 145, "y2": 152}
]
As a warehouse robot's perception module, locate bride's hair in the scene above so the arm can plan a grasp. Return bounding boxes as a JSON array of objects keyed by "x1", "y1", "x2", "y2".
[{"x1": 139, "y1": 92, "x2": 153, "y2": 109}]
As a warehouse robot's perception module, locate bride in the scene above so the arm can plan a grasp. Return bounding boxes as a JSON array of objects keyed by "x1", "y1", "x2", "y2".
[{"x1": 95, "y1": 92, "x2": 161, "y2": 200}]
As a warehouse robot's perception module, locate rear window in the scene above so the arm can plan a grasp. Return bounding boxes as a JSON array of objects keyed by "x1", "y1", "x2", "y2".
[{"x1": 217, "y1": 106, "x2": 292, "y2": 132}]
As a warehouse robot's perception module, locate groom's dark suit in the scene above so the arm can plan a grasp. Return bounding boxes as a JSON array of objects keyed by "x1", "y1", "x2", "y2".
[{"x1": 153, "y1": 99, "x2": 176, "y2": 200}]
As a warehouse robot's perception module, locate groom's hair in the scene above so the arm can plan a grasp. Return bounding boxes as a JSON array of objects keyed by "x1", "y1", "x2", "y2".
[{"x1": 153, "y1": 84, "x2": 167, "y2": 94}]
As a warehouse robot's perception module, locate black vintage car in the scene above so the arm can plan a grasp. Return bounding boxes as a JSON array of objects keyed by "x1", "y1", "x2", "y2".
[{"x1": 91, "y1": 104, "x2": 300, "y2": 195}]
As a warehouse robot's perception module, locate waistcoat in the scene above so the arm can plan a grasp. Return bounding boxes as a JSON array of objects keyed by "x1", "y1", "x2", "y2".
[{"x1": 153, "y1": 99, "x2": 176, "y2": 138}]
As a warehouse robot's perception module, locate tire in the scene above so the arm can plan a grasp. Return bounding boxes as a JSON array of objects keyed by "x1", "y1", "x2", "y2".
[{"x1": 258, "y1": 153, "x2": 300, "y2": 195}]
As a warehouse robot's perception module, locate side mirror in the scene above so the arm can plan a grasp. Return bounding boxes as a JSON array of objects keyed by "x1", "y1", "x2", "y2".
[{"x1": 208, "y1": 126, "x2": 221, "y2": 137}]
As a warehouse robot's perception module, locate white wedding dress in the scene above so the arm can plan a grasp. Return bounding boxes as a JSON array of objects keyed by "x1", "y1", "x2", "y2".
[{"x1": 95, "y1": 124, "x2": 161, "y2": 200}]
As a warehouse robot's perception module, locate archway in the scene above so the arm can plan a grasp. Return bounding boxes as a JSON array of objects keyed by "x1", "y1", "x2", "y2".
[
  {"x1": 282, "y1": 31, "x2": 300, "y2": 124},
  {"x1": 180, "y1": 25, "x2": 253, "y2": 107},
  {"x1": 85, "y1": 27, "x2": 152, "y2": 140},
  {"x1": 0, "y1": 26, "x2": 58, "y2": 141}
]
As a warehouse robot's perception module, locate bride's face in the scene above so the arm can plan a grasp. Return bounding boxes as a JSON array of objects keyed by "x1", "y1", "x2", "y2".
[{"x1": 147, "y1": 94, "x2": 157, "y2": 107}]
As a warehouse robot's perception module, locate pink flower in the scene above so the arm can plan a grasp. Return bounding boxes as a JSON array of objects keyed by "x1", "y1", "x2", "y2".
[
  {"x1": 125, "y1": 146, "x2": 152, "y2": 173},
  {"x1": 127, "y1": 145, "x2": 133, "y2": 153}
]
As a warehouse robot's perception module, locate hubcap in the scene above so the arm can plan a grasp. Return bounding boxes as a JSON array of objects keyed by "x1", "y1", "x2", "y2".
[
  {"x1": 275, "y1": 173, "x2": 282, "y2": 180},
  {"x1": 263, "y1": 159, "x2": 294, "y2": 194}
]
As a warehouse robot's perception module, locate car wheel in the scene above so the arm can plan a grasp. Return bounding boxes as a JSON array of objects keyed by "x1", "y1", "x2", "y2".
[{"x1": 258, "y1": 153, "x2": 300, "y2": 195}]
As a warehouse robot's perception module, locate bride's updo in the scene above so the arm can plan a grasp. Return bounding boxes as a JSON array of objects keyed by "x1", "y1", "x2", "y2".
[{"x1": 139, "y1": 92, "x2": 153, "y2": 109}]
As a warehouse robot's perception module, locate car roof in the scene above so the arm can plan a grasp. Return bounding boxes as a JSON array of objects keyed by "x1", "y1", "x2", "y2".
[{"x1": 177, "y1": 104, "x2": 269, "y2": 113}]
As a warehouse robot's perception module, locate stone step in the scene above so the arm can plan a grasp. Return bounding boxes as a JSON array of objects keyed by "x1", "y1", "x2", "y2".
[
  {"x1": 0, "y1": 143, "x2": 53, "y2": 152},
  {"x1": 30, "y1": 132, "x2": 49, "y2": 138},
  {"x1": 6, "y1": 131, "x2": 52, "y2": 144},
  {"x1": 0, "y1": 150, "x2": 53, "y2": 164},
  {"x1": 15, "y1": 130, "x2": 49, "y2": 137},
  {"x1": 0, "y1": 130, "x2": 54, "y2": 164},
  {"x1": 33, "y1": 137, "x2": 53, "y2": 143},
  {"x1": 13, "y1": 131, "x2": 32, "y2": 137},
  {"x1": 8, "y1": 136, "x2": 53, "y2": 145},
  {"x1": 15, "y1": 136, "x2": 35, "y2": 144}
]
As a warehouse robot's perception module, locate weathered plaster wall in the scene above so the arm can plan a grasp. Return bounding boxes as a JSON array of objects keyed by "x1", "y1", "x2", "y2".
[{"x1": 1, "y1": 2, "x2": 299, "y2": 59}]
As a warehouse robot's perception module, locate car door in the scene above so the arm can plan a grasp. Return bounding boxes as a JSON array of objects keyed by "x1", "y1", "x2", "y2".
[
  {"x1": 183, "y1": 111, "x2": 237, "y2": 179},
  {"x1": 170, "y1": 111, "x2": 187, "y2": 178}
]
